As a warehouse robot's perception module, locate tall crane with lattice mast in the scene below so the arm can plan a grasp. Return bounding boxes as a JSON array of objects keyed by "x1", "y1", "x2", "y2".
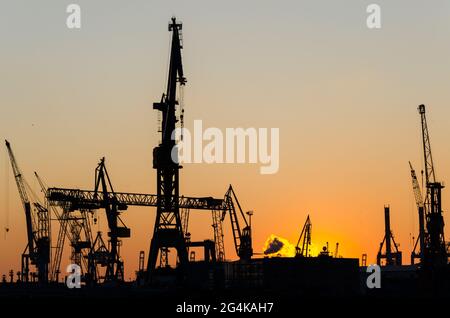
[
  {"x1": 410, "y1": 105, "x2": 447, "y2": 266},
  {"x1": 146, "y1": 17, "x2": 188, "y2": 282},
  {"x1": 5, "y1": 140, "x2": 50, "y2": 283}
]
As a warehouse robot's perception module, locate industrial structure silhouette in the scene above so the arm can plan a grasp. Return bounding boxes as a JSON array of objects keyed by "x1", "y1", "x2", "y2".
[{"x1": 1, "y1": 17, "x2": 449, "y2": 306}]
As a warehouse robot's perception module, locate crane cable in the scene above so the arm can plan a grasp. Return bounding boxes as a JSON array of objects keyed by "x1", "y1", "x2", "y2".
[
  {"x1": 159, "y1": 35, "x2": 172, "y2": 144},
  {"x1": 410, "y1": 184, "x2": 415, "y2": 251},
  {"x1": 4, "y1": 148, "x2": 10, "y2": 238},
  {"x1": 178, "y1": 84, "x2": 185, "y2": 142}
]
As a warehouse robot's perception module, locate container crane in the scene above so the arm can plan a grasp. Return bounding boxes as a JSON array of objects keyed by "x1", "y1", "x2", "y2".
[
  {"x1": 34, "y1": 172, "x2": 92, "y2": 283},
  {"x1": 377, "y1": 206, "x2": 402, "y2": 266},
  {"x1": 93, "y1": 157, "x2": 130, "y2": 282},
  {"x1": 49, "y1": 181, "x2": 255, "y2": 283},
  {"x1": 48, "y1": 184, "x2": 253, "y2": 264},
  {"x1": 5, "y1": 140, "x2": 50, "y2": 283}
]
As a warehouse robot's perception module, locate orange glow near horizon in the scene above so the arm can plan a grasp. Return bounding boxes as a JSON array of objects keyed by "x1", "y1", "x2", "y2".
[{"x1": 262, "y1": 234, "x2": 339, "y2": 259}]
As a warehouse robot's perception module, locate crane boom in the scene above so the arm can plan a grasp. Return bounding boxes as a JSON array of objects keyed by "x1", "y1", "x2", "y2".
[
  {"x1": 409, "y1": 161, "x2": 426, "y2": 264},
  {"x1": 223, "y1": 185, "x2": 252, "y2": 260},
  {"x1": 5, "y1": 140, "x2": 50, "y2": 282},
  {"x1": 295, "y1": 215, "x2": 312, "y2": 257},
  {"x1": 5, "y1": 140, "x2": 34, "y2": 264},
  {"x1": 5, "y1": 140, "x2": 30, "y2": 207},
  {"x1": 48, "y1": 188, "x2": 225, "y2": 211},
  {"x1": 409, "y1": 161, "x2": 423, "y2": 208},
  {"x1": 418, "y1": 104, "x2": 436, "y2": 187}
]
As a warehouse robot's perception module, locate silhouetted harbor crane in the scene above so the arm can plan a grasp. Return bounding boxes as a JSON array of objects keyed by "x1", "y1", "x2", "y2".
[
  {"x1": 5, "y1": 140, "x2": 50, "y2": 283},
  {"x1": 377, "y1": 206, "x2": 402, "y2": 266},
  {"x1": 5, "y1": 17, "x2": 255, "y2": 287},
  {"x1": 410, "y1": 105, "x2": 448, "y2": 267},
  {"x1": 295, "y1": 215, "x2": 311, "y2": 257}
]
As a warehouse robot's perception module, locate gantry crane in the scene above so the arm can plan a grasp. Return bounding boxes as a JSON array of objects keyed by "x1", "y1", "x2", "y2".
[
  {"x1": 48, "y1": 183, "x2": 253, "y2": 265},
  {"x1": 87, "y1": 231, "x2": 109, "y2": 283},
  {"x1": 411, "y1": 105, "x2": 447, "y2": 266},
  {"x1": 35, "y1": 171, "x2": 67, "y2": 282},
  {"x1": 377, "y1": 206, "x2": 402, "y2": 266},
  {"x1": 295, "y1": 215, "x2": 312, "y2": 257},
  {"x1": 5, "y1": 140, "x2": 50, "y2": 283},
  {"x1": 93, "y1": 157, "x2": 130, "y2": 282},
  {"x1": 35, "y1": 172, "x2": 93, "y2": 283}
]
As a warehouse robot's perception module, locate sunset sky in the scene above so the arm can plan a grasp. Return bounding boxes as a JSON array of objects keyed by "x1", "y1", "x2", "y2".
[{"x1": 2, "y1": 0, "x2": 450, "y2": 278}]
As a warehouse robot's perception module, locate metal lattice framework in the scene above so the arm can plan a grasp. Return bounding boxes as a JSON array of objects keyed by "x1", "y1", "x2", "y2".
[
  {"x1": 5, "y1": 140, "x2": 50, "y2": 283},
  {"x1": 47, "y1": 185, "x2": 252, "y2": 265},
  {"x1": 415, "y1": 105, "x2": 447, "y2": 266},
  {"x1": 48, "y1": 188, "x2": 225, "y2": 211},
  {"x1": 296, "y1": 215, "x2": 312, "y2": 257}
]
